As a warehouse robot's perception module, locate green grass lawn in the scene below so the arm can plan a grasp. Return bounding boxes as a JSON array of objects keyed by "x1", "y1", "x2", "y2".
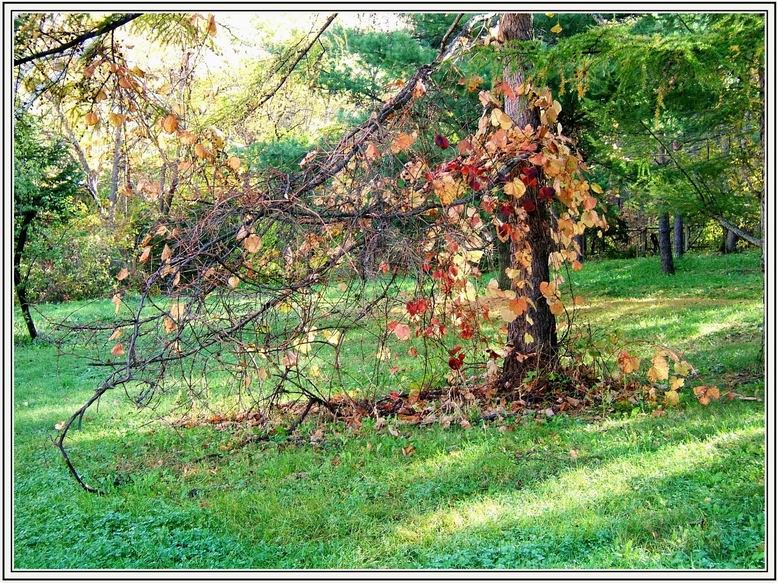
[{"x1": 13, "y1": 251, "x2": 765, "y2": 569}]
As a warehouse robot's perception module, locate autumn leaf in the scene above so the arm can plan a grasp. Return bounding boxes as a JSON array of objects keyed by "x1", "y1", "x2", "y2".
[
  {"x1": 508, "y1": 297, "x2": 529, "y2": 316},
  {"x1": 647, "y1": 354, "x2": 669, "y2": 382},
  {"x1": 388, "y1": 321, "x2": 411, "y2": 341},
  {"x1": 675, "y1": 360, "x2": 693, "y2": 377},
  {"x1": 434, "y1": 134, "x2": 450, "y2": 149},
  {"x1": 227, "y1": 155, "x2": 242, "y2": 171},
  {"x1": 111, "y1": 293, "x2": 122, "y2": 314},
  {"x1": 551, "y1": 22, "x2": 563, "y2": 34},
  {"x1": 162, "y1": 114, "x2": 179, "y2": 134},
  {"x1": 163, "y1": 316, "x2": 177, "y2": 334},
  {"x1": 664, "y1": 390, "x2": 680, "y2": 407},
  {"x1": 243, "y1": 234, "x2": 262, "y2": 253},
  {"x1": 490, "y1": 108, "x2": 513, "y2": 130},
  {"x1": 590, "y1": 182, "x2": 603, "y2": 194},
  {"x1": 617, "y1": 351, "x2": 640, "y2": 374},
  {"x1": 139, "y1": 246, "x2": 152, "y2": 264},
  {"x1": 669, "y1": 376, "x2": 685, "y2": 391},
  {"x1": 228, "y1": 275, "x2": 240, "y2": 288},
  {"x1": 365, "y1": 142, "x2": 380, "y2": 161},
  {"x1": 539, "y1": 281, "x2": 557, "y2": 300},
  {"x1": 84, "y1": 111, "x2": 99, "y2": 126},
  {"x1": 549, "y1": 301, "x2": 565, "y2": 316},
  {"x1": 194, "y1": 143, "x2": 210, "y2": 160},
  {"x1": 206, "y1": 13, "x2": 217, "y2": 37},
  {"x1": 116, "y1": 267, "x2": 129, "y2": 281},
  {"x1": 108, "y1": 113, "x2": 126, "y2": 127},
  {"x1": 504, "y1": 178, "x2": 526, "y2": 197},
  {"x1": 178, "y1": 130, "x2": 198, "y2": 145},
  {"x1": 161, "y1": 244, "x2": 172, "y2": 262},
  {"x1": 390, "y1": 132, "x2": 416, "y2": 154},
  {"x1": 108, "y1": 327, "x2": 123, "y2": 341},
  {"x1": 694, "y1": 385, "x2": 721, "y2": 406},
  {"x1": 111, "y1": 343, "x2": 125, "y2": 357}
]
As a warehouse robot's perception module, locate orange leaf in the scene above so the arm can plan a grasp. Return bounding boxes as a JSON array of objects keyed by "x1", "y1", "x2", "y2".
[
  {"x1": 111, "y1": 343, "x2": 125, "y2": 357},
  {"x1": 162, "y1": 114, "x2": 179, "y2": 134},
  {"x1": 390, "y1": 132, "x2": 416, "y2": 154}
]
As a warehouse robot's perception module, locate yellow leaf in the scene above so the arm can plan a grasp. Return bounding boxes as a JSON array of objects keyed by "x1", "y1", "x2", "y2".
[
  {"x1": 664, "y1": 390, "x2": 680, "y2": 407},
  {"x1": 227, "y1": 155, "x2": 242, "y2": 171},
  {"x1": 84, "y1": 111, "x2": 99, "y2": 126},
  {"x1": 674, "y1": 360, "x2": 692, "y2": 377},
  {"x1": 551, "y1": 23, "x2": 563, "y2": 34},
  {"x1": 590, "y1": 182, "x2": 603, "y2": 194},
  {"x1": 651, "y1": 354, "x2": 669, "y2": 381},
  {"x1": 504, "y1": 178, "x2": 526, "y2": 197},
  {"x1": 108, "y1": 327, "x2": 123, "y2": 341},
  {"x1": 490, "y1": 108, "x2": 513, "y2": 130},
  {"x1": 669, "y1": 376, "x2": 685, "y2": 391}
]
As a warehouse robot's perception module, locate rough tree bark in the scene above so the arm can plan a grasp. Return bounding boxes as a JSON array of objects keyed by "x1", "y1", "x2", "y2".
[
  {"x1": 658, "y1": 213, "x2": 675, "y2": 274},
  {"x1": 499, "y1": 13, "x2": 558, "y2": 383},
  {"x1": 14, "y1": 210, "x2": 38, "y2": 339},
  {"x1": 673, "y1": 214, "x2": 684, "y2": 257}
]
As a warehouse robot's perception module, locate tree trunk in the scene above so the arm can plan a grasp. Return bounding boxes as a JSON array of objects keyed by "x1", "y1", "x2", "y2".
[
  {"x1": 497, "y1": 234, "x2": 512, "y2": 290},
  {"x1": 658, "y1": 213, "x2": 675, "y2": 274},
  {"x1": 499, "y1": 13, "x2": 558, "y2": 383},
  {"x1": 14, "y1": 211, "x2": 38, "y2": 339},
  {"x1": 725, "y1": 228, "x2": 739, "y2": 253},
  {"x1": 673, "y1": 214, "x2": 684, "y2": 257}
]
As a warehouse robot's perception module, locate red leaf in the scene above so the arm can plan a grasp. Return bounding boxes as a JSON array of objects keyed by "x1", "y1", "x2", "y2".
[
  {"x1": 406, "y1": 298, "x2": 428, "y2": 316},
  {"x1": 539, "y1": 186, "x2": 556, "y2": 201},
  {"x1": 434, "y1": 134, "x2": 450, "y2": 149}
]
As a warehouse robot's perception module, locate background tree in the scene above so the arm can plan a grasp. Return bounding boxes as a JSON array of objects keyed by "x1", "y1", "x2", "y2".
[{"x1": 13, "y1": 112, "x2": 82, "y2": 338}]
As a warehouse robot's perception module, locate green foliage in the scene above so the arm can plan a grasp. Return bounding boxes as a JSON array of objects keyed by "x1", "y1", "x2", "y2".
[
  {"x1": 536, "y1": 13, "x2": 764, "y2": 232},
  {"x1": 13, "y1": 112, "x2": 82, "y2": 229},
  {"x1": 237, "y1": 137, "x2": 313, "y2": 174},
  {"x1": 318, "y1": 25, "x2": 436, "y2": 102},
  {"x1": 23, "y1": 208, "x2": 118, "y2": 303}
]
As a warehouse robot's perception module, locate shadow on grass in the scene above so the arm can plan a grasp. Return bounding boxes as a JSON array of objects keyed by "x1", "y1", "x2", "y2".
[{"x1": 14, "y1": 396, "x2": 763, "y2": 569}]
